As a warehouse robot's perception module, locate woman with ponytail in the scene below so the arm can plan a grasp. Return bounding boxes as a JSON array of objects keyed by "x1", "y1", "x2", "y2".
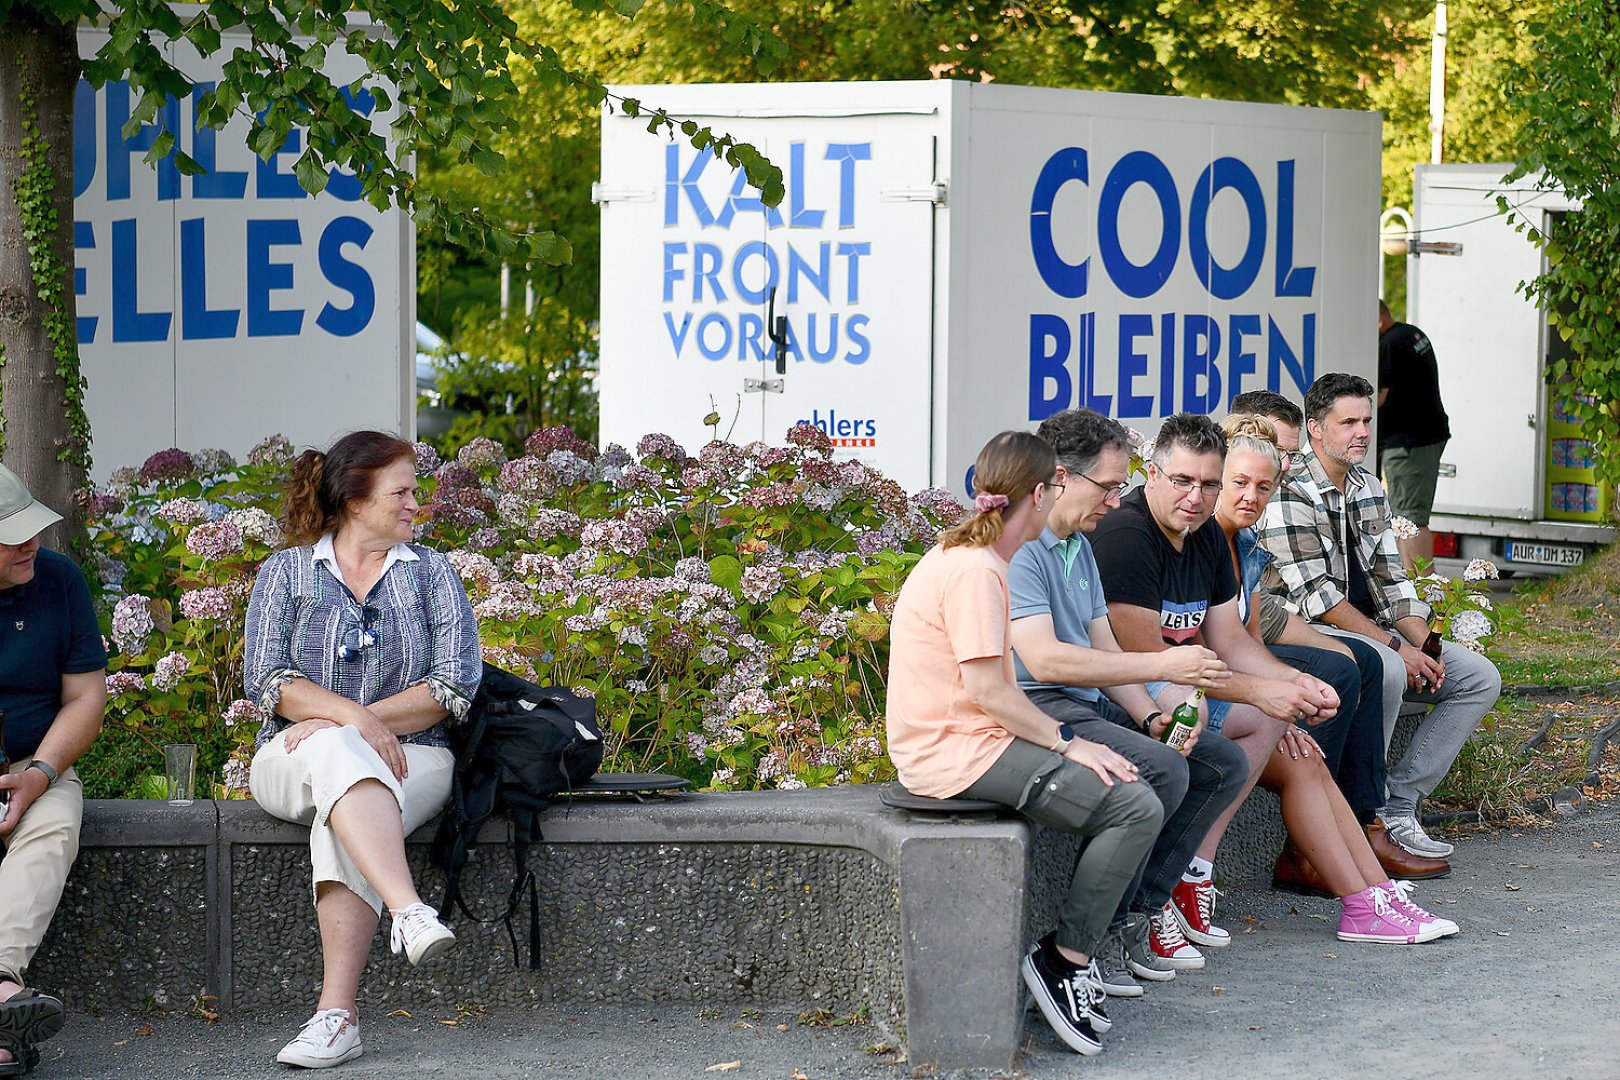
[
  {"x1": 886, "y1": 432, "x2": 1162, "y2": 1058},
  {"x1": 243, "y1": 431, "x2": 481, "y2": 1069}
]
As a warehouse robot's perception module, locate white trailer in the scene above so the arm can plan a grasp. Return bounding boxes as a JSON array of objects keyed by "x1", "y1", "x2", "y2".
[
  {"x1": 1408, "y1": 163, "x2": 1616, "y2": 573},
  {"x1": 73, "y1": 26, "x2": 414, "y2": 479},
  {"x1": 597, "y1": 80, "x2": 1381, "y2": 497}
]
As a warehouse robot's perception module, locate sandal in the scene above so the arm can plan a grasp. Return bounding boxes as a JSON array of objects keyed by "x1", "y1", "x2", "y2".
[{"x1": 0, "y1": 990, "x2": 63, "y2": 1074}]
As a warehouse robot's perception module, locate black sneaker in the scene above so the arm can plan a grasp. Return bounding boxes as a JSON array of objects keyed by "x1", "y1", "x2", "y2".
[{"x1": 1021, "y1": 941, "x2": 1108, "y2": 1055}]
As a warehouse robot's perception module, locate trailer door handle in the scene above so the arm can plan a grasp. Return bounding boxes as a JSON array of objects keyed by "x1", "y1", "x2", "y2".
[{"x1": 765, "y1": 286, "x2": 789, "y2": 375}]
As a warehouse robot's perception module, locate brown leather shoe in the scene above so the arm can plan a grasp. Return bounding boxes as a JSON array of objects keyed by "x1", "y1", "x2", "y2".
[
  {"x1": 1365, "y1": 820, "x2": 1450, "y2": 880},
  {"x1": 1271, "y1": 842, "x2": 1334, "y2": 898}
]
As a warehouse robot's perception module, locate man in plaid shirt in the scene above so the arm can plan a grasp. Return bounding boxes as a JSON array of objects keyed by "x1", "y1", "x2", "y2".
[{"x1": 1257, "y1": 373, "x2": 1501, "y2": 863}]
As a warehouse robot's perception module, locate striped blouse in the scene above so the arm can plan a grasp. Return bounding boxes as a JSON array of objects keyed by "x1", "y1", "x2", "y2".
[{"x1": 243, "y1": 536, "x2": 481, "y2": 749}]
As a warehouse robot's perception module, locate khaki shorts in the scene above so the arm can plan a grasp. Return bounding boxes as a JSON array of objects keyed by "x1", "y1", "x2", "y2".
[
  {"x1": 1258, "y1": 592, "x2": 1292, "y2": 644},
  {"x1": 1382, "y1": 440, "x2": 1446, "y2": 526}
]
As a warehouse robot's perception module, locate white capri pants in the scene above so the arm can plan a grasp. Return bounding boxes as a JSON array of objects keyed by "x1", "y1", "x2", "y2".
[{"x1": 249, "y1": 724, "x2": 454, "y2": 915}]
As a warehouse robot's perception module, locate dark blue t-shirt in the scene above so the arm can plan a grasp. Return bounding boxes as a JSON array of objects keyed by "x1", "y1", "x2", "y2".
[{"x1": 0, "y1": 549, "x2": 107, "y2": 760}]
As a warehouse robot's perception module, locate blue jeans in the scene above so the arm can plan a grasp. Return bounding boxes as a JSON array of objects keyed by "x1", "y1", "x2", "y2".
[
  {"x1": 1267, "y1": 641, "x2": 1386, "y2": 824},
  {"x1": 1026, "y1": 690, "x2": 1250, "y2": 921},
  {"x1": 1316, "y1": 626, "x2": 1501, "y2": 817}
]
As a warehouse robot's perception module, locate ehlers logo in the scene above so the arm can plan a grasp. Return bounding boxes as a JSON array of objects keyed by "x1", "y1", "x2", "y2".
[{"x1": 800, "y1": 408, "x2": 877, "y2": 448}]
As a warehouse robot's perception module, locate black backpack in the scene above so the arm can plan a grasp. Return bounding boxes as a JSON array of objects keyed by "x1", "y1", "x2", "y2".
[{"x1": 429, "y1": 662, "x2": 603, "y2": 969}]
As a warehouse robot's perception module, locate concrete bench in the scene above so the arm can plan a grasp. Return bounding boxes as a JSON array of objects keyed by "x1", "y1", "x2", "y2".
[
  {"x1": 30, "y1": 788, "x2": 1031, "y2": 1069},
  {"x1": 25, "y1": 713, "x2": 1443, "y2": 1071}
]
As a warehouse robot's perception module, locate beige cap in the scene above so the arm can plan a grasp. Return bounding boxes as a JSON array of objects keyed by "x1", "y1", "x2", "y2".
[{"x1": 0, "y1": 463, "x2": 63, "y2": 545}]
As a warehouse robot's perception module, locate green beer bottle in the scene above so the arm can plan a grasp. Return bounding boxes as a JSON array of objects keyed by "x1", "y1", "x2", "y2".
[{"x1": 1162, "y1": 689, "x2": 1203, "y2": 750}]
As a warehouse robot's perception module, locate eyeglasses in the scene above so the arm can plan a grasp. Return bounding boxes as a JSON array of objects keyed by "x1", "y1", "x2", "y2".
[
  {"x1": 1161, "y1": 472, "x2": 1224, "y2": 498},
  {"x1": 336, "y1": 606, "x2": 379, "y2": 662},
  {"x1": 1074, "y1": 472, "x2": 1130, "y2": 499},
  {"x1": 1283, "y1": 450, "x2": 1306, "y2": 472}
]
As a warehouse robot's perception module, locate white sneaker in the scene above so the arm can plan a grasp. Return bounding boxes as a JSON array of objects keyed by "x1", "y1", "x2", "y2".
[
  {"x1": 389, "y1": 902, "x2": 457, "y2": 965},
  {"x1": 1379, "y1": 814, "x2": 1455, "y2": 858},
  {"x1": 276, "y1": 1008, "x2": 362, "y2": 1068}
]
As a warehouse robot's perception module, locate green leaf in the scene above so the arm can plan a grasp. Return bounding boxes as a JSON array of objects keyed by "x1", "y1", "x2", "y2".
[
  {"x1": 708, "y1": 555, "x2": 743, "y2": 592},
  {"x1": 293, "y1": 149, "x2": 331, "y2": 194}
]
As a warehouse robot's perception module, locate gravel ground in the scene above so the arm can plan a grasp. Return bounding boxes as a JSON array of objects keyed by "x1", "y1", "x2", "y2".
[{"x1": 43, "y1": 802, "x2": 1620, "y2": 1080}]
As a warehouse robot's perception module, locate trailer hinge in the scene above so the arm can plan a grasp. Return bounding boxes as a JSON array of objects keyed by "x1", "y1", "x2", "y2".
[
  {"x1": 591, "y1": 183, "x2": 656, "y2": 204},
  {"x1": 880, "y1": 181, "x2": 948, "y2": 206},
  {"x1": 744, "y1": 378, "x2": 785, "y2": 394}
]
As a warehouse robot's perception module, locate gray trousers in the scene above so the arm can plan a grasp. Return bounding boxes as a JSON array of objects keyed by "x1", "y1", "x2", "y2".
[
  {"x1": 1315, "y1": 626, "x2": 1501, "y2": 817},
  {"x1": 962, "y1": 739, "x2": 1163, "y2": 956}
]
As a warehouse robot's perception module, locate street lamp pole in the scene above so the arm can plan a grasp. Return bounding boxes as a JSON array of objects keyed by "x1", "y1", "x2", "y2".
[{"x1": 1429, "y1": 1, "x2": 1448, "y2": 164}]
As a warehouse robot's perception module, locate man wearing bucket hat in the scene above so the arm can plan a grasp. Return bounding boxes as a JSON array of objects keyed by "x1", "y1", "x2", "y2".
[{"x1": 0, "y1": 464, "x2": 107, "y2": 1070}]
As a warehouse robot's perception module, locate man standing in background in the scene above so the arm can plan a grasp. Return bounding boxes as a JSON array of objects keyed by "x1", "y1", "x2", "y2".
[{"x1": 1377, "y1": 300, "x2": 1451, "y2": 570}]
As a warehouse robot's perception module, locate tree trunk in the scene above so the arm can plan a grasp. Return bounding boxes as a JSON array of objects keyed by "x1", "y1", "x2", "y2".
[{"x1": 0, "y1": 11, "x2": 84, "y2": 554}]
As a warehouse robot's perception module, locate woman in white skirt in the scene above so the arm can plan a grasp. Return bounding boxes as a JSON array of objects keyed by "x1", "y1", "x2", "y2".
[{"x1": 243, "y1": 430, "x2": 481, "y2": 1069}]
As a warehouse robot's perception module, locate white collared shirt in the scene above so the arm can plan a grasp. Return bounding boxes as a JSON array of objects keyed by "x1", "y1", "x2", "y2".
[{"x1": 311, "y1": 531, "x2": 419, "y2": 596}]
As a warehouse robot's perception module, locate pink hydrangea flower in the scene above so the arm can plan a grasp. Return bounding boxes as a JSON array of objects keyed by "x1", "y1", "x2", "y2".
[
  {"x1": 152, "y1": 651, "x2": 191, "y2": 692},
  {"x1": 139, "y1": 448, "x2": 197, "y2": 484},
  {"x1": 784, "y1": 423, "x2": 833, "y2": 455},
  {"x1": 185, "y1": 520, "x2": 244, "y2": 560},
  {"x1": 106, "y1": 672, "x2": 147, "y2": 695},
  {"x1": 111, "y1": 595, "x2": 155, "y2": 653},
  {"x1": 223, "y1": 699, "x2": 262, "y2": 727},
  {"x1": 526, "y1": 426, "x2": 598, "y2": 461},
  {"x1": 247, "y1": 434, "x2": 294, "y2": 467},
  {"x1": 457, "y1": 437, "x2": 507, "y2": 471},
  {"x1": 413, "y1": 441, "x2": 442, "y2": 475},
  {"x1": 636, "y1": 432, "x2": 687, "y2": 462},
  {"x1": 179, "y1": 586, "x2": 234, "y2": 621},
  {"x1": 157, "y1": 498, "x2": 210, "y2": 526}
]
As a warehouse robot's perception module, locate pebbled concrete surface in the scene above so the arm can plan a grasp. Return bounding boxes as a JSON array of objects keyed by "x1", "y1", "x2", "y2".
[{"x1": 40, "y1": 802, "x2": 1620, "y2": 1080}]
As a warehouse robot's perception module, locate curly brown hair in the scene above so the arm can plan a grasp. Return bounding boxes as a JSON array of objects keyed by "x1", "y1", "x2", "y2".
[{"x1": 281, "y1": 431, "x2": 414, "y2": 547}]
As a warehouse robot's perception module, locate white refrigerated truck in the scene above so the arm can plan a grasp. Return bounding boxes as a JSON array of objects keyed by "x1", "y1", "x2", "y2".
[
  {"x1": 1408, "y1": 163, "x2": 1617, "y2": 573},
  {"x1": 596, "y1": 80, "x2": 1381, "y2": 497}
]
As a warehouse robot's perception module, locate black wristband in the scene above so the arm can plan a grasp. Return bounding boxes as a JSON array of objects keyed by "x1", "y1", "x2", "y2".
[
  {"x1": 26, "y1": 760, "x2": 59, "y2": 787},
  {"x1": 1142, "y1": 710, "x2": 1163, "y2": 731},
  {"x1": 1388, "y1": 633, "x2": 1403, "y2": 652}
]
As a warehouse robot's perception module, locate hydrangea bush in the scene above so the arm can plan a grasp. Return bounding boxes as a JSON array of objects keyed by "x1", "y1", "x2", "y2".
[
  {"x1": 79, "y1": 425, "x2": 964, "y2": 798},
  {"x1": 1395, "y1": 517, "x2": 1500, "y2": 652}
]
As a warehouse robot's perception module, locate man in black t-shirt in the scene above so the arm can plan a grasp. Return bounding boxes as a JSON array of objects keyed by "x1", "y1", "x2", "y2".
[
  {"x1": 1091, "y1": 414, "x2": 1339, "y2": 911},
  {"x1": 0, "y1": 464, "x2": 107, "y2": 1067},
  {"x1": 1377, "y1": 300, "x2": 1450, "y2": 569}
]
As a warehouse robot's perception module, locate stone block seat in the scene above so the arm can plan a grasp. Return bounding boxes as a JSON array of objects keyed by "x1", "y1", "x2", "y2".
[{"x1": 29, "y1": 714, "x2": 1447, "y2": 1071}]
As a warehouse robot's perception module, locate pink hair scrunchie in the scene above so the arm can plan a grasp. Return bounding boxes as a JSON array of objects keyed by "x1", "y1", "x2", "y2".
[{"x1": 973, "y1": 492, "x2": 1011, "y2": 513}]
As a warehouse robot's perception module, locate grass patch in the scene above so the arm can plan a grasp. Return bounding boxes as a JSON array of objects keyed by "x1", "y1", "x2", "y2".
[
  {"x1": 1428, "y1": 540, "x2": 1620, "y2": 817},
  {"x1": 1489, "y1": 545, "x2": 1620, "y2": 687}
]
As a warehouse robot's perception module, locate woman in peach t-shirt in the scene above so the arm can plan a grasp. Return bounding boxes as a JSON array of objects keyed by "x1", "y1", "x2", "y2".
[{"x1": 886, "y1": 431, "x2": 1163, "y2": 1059}]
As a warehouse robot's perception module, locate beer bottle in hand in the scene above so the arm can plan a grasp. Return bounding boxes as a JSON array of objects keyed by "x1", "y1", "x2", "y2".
[{"x1": 1163, "y1": 690, "x2": 1202, "y2": 750}]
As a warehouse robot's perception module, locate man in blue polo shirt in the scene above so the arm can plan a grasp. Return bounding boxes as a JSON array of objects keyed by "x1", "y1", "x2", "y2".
[
  {"x1": 0, "y1": 464, "x2": 107, "y2": 1068},
  {"x1": 1008, "y1": 409, "x2": 1248, "y2": 997}
]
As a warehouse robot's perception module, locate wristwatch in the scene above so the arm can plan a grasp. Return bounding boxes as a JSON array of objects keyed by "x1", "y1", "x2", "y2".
[
  {"x1": 1051, "y1": 722, "x2": 1077, "y2": 752},
  {"x1": 1142, "y1": 710, "x2": 1164, "y2": 732},
  {"x1": 1388, "y1": 633, "x2": 1404, "y2": 652},
  {"x1": 27, "y1": 760, "x2": 59, "y2": 787}
]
